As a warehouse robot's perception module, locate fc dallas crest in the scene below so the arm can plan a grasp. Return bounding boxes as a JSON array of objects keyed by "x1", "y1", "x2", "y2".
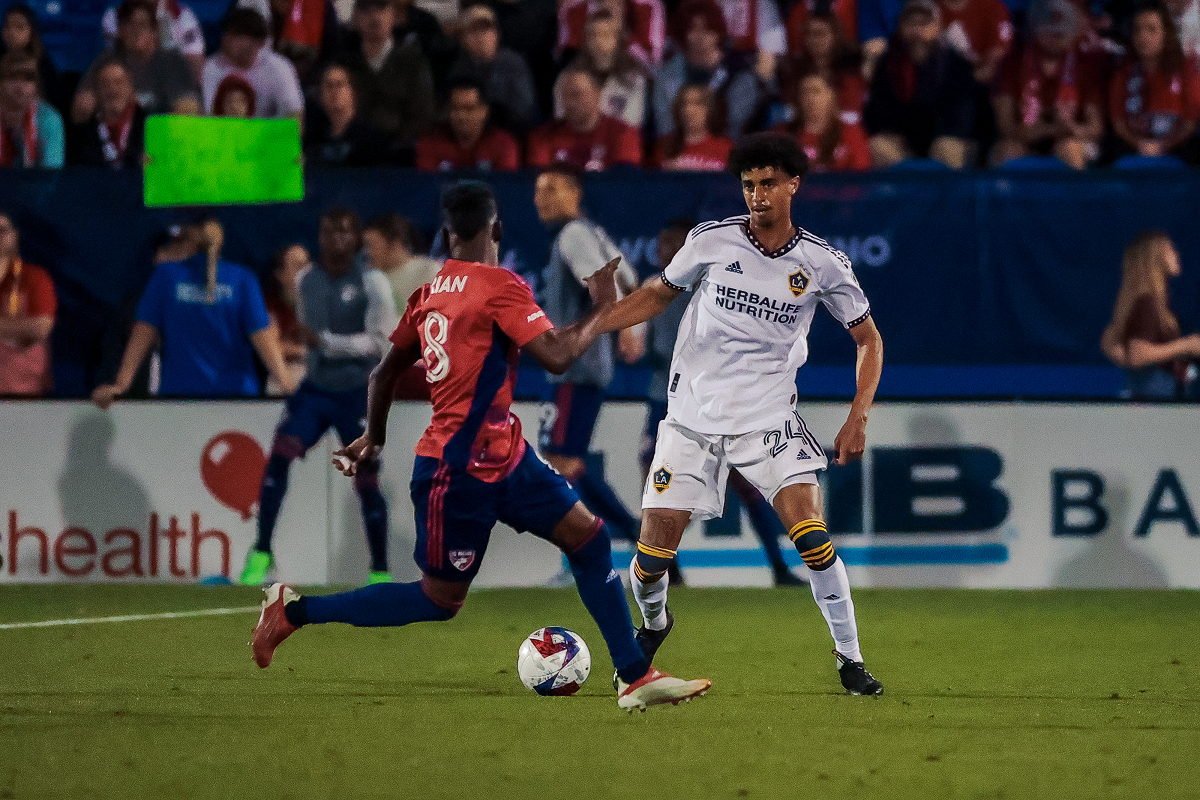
[{"x1": 449, "y1": 550, "x2": 476, "y2": 571}]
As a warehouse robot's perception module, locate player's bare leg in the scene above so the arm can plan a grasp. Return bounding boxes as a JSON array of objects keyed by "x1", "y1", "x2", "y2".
[
  {"x1": 628, "y1": 508, "x2": 690, "y2": 660},
  {"x1": 774, "y1": 482, "x2": 882, "y2": 695},
  {"x1": 551, "y1": 502, "x2": 710, "y2": 710}
]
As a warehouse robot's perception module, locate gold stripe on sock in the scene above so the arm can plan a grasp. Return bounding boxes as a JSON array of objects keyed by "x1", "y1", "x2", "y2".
[
  {"x1": 801, "y1": 543, "x2": 834, "y2": 564},
  {"x1": 637, "y1": 541, "x2": 677, "y2": 559},
  {"x1": 788, "y1": 519, "x2": 827, "y2": 542}
]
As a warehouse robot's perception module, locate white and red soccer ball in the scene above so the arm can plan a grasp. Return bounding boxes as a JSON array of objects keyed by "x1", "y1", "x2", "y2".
[{"x1": 517, "y1": 627, "x2": 591, "y2": 696}]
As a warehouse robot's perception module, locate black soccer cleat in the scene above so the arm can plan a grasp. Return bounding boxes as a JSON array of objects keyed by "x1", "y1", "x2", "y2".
[
  {"x1": 833, "y1": 649, "x2": 883, "y2": 696},
  {"x1": 636, "y1": 608, "x2": 675, "y2": 663}
]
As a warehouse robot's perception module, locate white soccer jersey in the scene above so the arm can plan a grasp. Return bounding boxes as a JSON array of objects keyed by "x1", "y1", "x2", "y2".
[{"x1": 661, "y1": 215, "x2": 871, "y2": 436}]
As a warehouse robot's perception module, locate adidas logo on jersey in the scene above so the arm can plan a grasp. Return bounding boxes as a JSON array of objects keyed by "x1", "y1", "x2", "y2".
[
  {"x1": 725, "y1": 261, "x2": 743, "y2": 273},
  {"x1": 796, "y1": 450, "x2": 811, "y2": 460}
]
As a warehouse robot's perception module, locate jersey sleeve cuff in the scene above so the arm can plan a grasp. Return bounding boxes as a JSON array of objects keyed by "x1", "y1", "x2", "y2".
[
  {"x1": 660, "y1": 272, "x2": 688, "y2": 292},
  {"x1": 846, "y1": 308, "x2": 871, "y2": 329}
]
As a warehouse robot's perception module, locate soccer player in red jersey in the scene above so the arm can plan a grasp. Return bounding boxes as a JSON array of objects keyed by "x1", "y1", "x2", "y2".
[{"x1": 251, "y1": 181, "x2": 711, "y2": 711}]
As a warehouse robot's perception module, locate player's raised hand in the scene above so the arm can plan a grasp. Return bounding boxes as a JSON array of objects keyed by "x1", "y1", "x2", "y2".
[
  {"x1": 832, "y1": 415, "x2": 868, "y2": 466},
  {"x1": 333, "y1": 436, "x2": 382, "y2": 477},
  {"x1": 584, "y1": 257, "x2": 621, "y2": 307}
]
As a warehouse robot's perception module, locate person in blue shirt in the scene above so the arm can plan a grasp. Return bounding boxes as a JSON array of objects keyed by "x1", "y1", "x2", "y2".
[{"x1": 92, "y1": 218, "x2": 296, "y2": 406}]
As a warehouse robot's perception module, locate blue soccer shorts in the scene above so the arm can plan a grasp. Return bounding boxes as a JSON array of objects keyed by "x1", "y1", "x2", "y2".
[
  {"x1": 411, "y1": 445, "x2": 580, "y2": 582},
  {"x1": 272, "y1": 380, "x2": 369, "y2": 457},
  {"x1": 539, "y1": 383, "x2": 604, "y2": 458}
]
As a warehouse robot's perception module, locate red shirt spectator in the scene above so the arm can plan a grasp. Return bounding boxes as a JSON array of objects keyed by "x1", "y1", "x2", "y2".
[
  {"x1": 779, "y1": 72, "x2": 871, "y2": 171},
  {"x1": 786, "y1": 0, "x2": 858, "y2": 54},
  {"x1": 996, "y1": 45, "x2": 1104, "y2": 132},
  {"x1": 527, "y1": 68, "x2": 642, "y2": 170},
  {"x1": 0, "y1": 213, "x2": 55, "y2": 396},
  {"x1": 711, "y1": 0, "x2": 787, "y2": 54},
  {"x1": 558, "y1": 0, "x2": 667, "y2": 67},
  {"x1": 653, "y1": 133, "x2": 732, "y2": 169},
  {"x1": 782, "y1": 12, "x2": 867, "y2": 124},
  {"x1": 796, "y1": 124, "x2": 871, "y2": 170},
  {"x1": 416, "y1": 77, "x2": 520, "y2": 171},
  {"x1": 651, "y1": 83, "x2": 733, "y2": 169},
  {"x1": 938, "y1": 0, "x2": 1013, "y2": 83}
]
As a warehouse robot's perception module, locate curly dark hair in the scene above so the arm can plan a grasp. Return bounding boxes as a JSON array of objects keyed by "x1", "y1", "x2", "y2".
[{"x1": 727, "y1": 132, "x2": 809, "y2": 179}]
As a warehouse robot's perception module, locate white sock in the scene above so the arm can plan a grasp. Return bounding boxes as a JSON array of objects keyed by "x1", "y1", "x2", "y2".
[
  {"x1": 629, "y1": 556, "x2": 670, "y2": 630},
  {"x1": 805, "y1": 556, "x2": 863, "y2": 663}
]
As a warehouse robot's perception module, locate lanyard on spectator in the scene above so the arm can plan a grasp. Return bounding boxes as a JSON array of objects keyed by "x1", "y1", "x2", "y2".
[{"x1": 98, "y1": 103, "x2": 136, "y2": 166}]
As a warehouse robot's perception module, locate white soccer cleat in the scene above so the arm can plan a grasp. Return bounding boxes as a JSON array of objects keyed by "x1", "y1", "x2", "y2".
[{"x1": 616, "y1": 667, "x2": 711, "y2": 712}]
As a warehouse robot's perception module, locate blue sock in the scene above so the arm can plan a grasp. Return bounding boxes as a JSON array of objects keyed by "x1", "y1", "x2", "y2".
[
  {"x1": 567, "y1": 525, "x2": 650, "y2": 684},
  {"x1": 575, "y1": 471, "x2": 640, "y2": 541},
  {"x1": 255, "y1": 454, "x2": 293, "y2": 553},
  {"x1": 289, "y1": 581, "x2": 457, "y2": 627},
  {"x1": 354, "y1": 463, "x2": 389, "y2": 572}
]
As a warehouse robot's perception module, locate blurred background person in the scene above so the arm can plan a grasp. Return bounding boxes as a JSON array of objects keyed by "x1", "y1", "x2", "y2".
[
  {"x1": 1107, "y1": 5, "x2": 1200, "y2": 165},
  {"x1": 478, "y1": 0, "x2": 558, "y2": 114},
  {"x1": 386, "y1": 0, "x2": 457, "y2": 86},
  {"x1": 937, "y1": 0, "x2": 1012, "y2": 85},
  {"x1": 241, "y1": 208, "x2": 398, "y2": 586},
  {"x1": 780, "y1": 11, "x2": 866, "y2": 127},
  {"x1": 262, "y1": 243, "x2": 311, "y2": 396},
  {"x1": 102, "y1": 0, "x2": 206, "y2": 79},
  {"x1": 0, "y1": 54, "x2": 62, "y2": 169},
  {"x1": 1165, "y1": 0, "x2": 1200, "y2": 63},
  {"x1": 534, "y1": 163, "x2": 644, "y2": 545},
  {"x1": 557, "y1": 0, "x2": 667, "y2": 69},
  {"x1": 91, "y1": 218, "x2": 295, "y2": 407},
  {"x1": 446, "y1": 4, "x2": 538, "y2": 135},
  {"x1": 74, "y1": 0, "x2": 199, "y2": 125},
  {"x1": 415, "y1": 76, "x2": 520, "y2": 171},
  {"x1": 1102, "y1": 231, "x2": 1200, "y2": 400},
  {"x1": 0, "y1": 4, "x2": 60, "y2": 109},
  {"x1": 651, "y1": 82, "x2": 733, "y2": 170},
  {"x1": 864, "y1": 0, "x2": 976, "y2": 169},
  {"x1": 991, "y1": 0, "x2": 1104, "y2": 170},
  {"x1": 303, "y1": 62, "x2": 390, "y2": 167},
  {"x1": 233, "y1": 0, "x2": 339, "y2": 85},
  {"x1": 786, "y1": 0, "x2": 858, "y2": 57},
  {"x1": 527, "y1": 66, "x2": 642, "y2": 169},
  {"x1": 0, "y1": 212, "x2": 55, "y2": 397},
  {"x1": 67, "y1": 59, "x2": 147, "y2": 169},
  {"x1": 202, "y1": 7, "x2": 304, "y2": 119},
  {"x1": 555, "y1": 8, "x2": 647, "y2": 130},
  {"x1": 211, "y1": 74, "x2": 257, "y2": 116},
  {"x1": 776, "y1": 71, "x2": 871, "y2": 171}
]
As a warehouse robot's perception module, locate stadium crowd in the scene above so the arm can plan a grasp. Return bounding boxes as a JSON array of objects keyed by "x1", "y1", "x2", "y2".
[{"x1": 1, "y1": 0, "x2": 1200, "y2": 171}]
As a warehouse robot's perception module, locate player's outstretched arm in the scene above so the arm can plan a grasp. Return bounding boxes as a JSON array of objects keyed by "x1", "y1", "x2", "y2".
[
  {"x1": 333, "y1": 341, "x2": 420, "y2": 476},
  {"x1": 593, "y1": 276, "x2": 682, "y2": 336},
  {"x1": 832, "y1": 316, "x2": 883, "y2": 466},
  {"x1": 524, "y1": 258, "x2": 625, "y2": 374}
]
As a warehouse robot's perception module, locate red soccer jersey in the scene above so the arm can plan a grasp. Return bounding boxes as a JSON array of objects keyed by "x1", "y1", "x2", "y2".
[
  {"x1": 0, "y1": 259, "x2": 56, "y2": 396},
  {"x1": 937, "y1": 0, "x2": 1012, "y2": 66},
  {"x1": 415, "y1": 125, "x2": 521, "y2": 172},
  {"x1": 526, "y1": 116, "x2": 643, "y2": 170},
  {"x1": 785, "y1": 0, "x2": 858, "y2": 55},
  {"x1": 791, "y1": 123, "x2": 871, "y2": 171},
  {"x1": 652, "y1": 133, "x2": 734, "y2": 169},
  {"x1": 389, "y1": 259, "x2": 554, "y2": 482},
  {"x1": 1108, "y1": 59, "x2": 1200, "y2": 139}
]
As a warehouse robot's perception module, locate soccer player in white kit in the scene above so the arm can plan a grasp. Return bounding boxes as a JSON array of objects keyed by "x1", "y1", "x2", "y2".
[{"x1": 593, "y1": 133, "x2": 885, "y2": 694}]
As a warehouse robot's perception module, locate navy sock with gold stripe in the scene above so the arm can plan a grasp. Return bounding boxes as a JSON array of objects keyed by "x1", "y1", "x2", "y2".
[{"x1": 788, "y1": 519, "x2": 836, "y2": 571}]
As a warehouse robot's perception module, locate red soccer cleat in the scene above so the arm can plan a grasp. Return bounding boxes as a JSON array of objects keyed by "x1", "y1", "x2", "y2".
[{"x1": 251, "y1": 583, "x2": 300, "y2": 668}]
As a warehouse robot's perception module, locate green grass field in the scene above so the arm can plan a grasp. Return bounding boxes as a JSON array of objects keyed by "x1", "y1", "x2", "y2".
[{"x1": 1, "y1": 585, "x2": 1197, "y2": 800}]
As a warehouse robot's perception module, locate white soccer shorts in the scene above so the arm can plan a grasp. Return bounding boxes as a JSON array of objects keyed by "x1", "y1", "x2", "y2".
[{"x1": 641, "y1": 412, "x2": 828, "y2": 520}]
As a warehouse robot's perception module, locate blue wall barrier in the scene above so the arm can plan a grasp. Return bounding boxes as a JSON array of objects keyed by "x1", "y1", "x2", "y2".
[{"x1": 3, "y1": 167, "x2": 1198, "y2": 398}]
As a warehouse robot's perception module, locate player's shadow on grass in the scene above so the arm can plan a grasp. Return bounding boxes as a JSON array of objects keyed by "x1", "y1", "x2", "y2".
[
  {"x1": 1053, "y1": 480, "x2": 1168, "y2": 588},
  {"x1": 56, "y1": 411, "x2": 151, "y2": 546}
]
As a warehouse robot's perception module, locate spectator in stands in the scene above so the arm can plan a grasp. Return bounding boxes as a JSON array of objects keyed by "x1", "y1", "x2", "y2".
[
  {"x1": 781, "y1": 11, "x2": 867, "y2": 126},
  {"x1": 710, "y1": 0, "x2": 788, "y2": 67},
  {"x1": 340, "y1": 0, "x2": 437, "y2": 165},
  {"x1": 992, "y1": 0, "x2": 1104, "y2": 170},
  {"x1": 0, "y1": 54, "x2": 62, "y2": 169},
  {"x1": 778, "y1": 72, "x2": 871, "y2": 170},
  {"x1": 203, "y1": 8, "x2": 305, "y2": 119},
  {"x1": 651, "y1": 83, "x2": 734, "y2": 169},
  {"x1": 212, "y1": 74, "x2": 257, "y2": 116},
  {"x1": 67, "y1": 59, "x2": 147, "y2": 169},
  {"x1": 447, "y1": 4, "x2": 538, "y2": 134},
  {"x1": 527, "y1": 66, "x2": 642, "y2": 169},
  {"x1": 75, "y1": 0, "x2": 200, "y2": 125},
  {"x1": 1, "y1": 4, "x2": 59, "y2": 108},
  {"x1": 937, "y1": 0, "x2": 1012, "y2": 85},
  {"x1": 1102, "y1": 230, "x2": 1200, "y2": 399},
  {"x1": 1165, "y1": 0, "x2": 1200, "y2": 64},
  {"x1": 388, "y1": 0, "x2": 457, "y2": 85},
  {"x1": 863, "y1": 0, "x2": 975, "y2": 169},
  {"x1": 786, "y1": 0, "x2": 858, "y2": 56},
  {"x1": 0, "y1": 212, "x2": 55, "y2": 396},
  {"x1": 1107, "y1": 5, "x2": 1200, "y2": 164},
  {"x1": 534, "y1": 162, "x2": 644, "y2": 545},
  {"x1": 415, "y1": 76, "x2": 521, "y2": 170},
  {"x1": 858, "y1": 0, "x2": 904, "y2": 80},
  {"x1": 102, "y1": 0, "x2": 206, "y2": 79},
  {"x1": 479, "y1": 0, "x2": 558, "y2": 114},
  {"x1": 654, "y1": 0, "x2": 761, "y2": 138},
  {"x1": 234, "y1": 0, "x2": 339, "y2": 84},
  {"x1": 362, "y1": 212, "x2": 441, "y2": 312},
  {"x1": 303, "y1": 63, "x2": 391, "y2": 166},
  {"x1": 556, "y1": 9, "x2": 648, "y2": 129},
  {"x1": 558, "y1": 0, "x2": 667, "y2": 68},
  {"x1": 92, "y1": 218, "x2": 295, "y2": 406},
  {"x1": 262, "y1": 243, "x2": 310, "y2": 396}
]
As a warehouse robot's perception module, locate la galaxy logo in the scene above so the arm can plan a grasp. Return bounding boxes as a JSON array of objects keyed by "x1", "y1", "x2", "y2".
[
  {"x1": 652, "y1": 466, "x2": 672, "y2": 494},
  {"x1": 788, "y1": 268, "x2": 810, "y2": 298}
]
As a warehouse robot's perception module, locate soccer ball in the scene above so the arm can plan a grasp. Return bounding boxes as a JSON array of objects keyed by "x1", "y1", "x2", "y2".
[{"x1": 517, "y1": 627, "x2": 592, "y2": 696}]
